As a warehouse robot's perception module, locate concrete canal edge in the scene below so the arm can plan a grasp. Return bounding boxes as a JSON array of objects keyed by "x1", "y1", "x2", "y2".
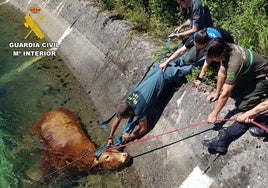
[{"x1": 8, "y1": 0, "x2": 267, "y2": 187}]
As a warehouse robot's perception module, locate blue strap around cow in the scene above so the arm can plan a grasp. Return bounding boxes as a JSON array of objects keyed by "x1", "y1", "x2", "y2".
[
  {"x1": 113, "y1": 117, "x2": 139, "y2": 146},
  {"x1": 96, "y1": 145, "x2": 111, "y2": 159},
  {"x1": 96, "y1": 117, "x2": 139, "y2": 155},
  {"x1": 123, "y1": 117, "x2": 138, "y2": 134},
  {"x1": 114, "y1": 136, "x2": 123, "y2": 146}
]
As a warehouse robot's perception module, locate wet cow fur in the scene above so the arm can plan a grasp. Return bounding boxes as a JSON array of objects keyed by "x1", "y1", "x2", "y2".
[{"x1": 32, "y1": 107, "x2": 131, "y2": 177}]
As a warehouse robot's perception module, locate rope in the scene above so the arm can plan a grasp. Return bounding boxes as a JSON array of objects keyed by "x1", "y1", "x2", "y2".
[
  {"x1": 25, "y1": 118, "x2": 217, "y2": 187},
  {"x1": 26, "y1": 117, "x2": 267, "y2": 187},
  {"x1": 250, "y1": 119, "x2": 268, "y2": 132},
  {"x1": 109, "y1": 117, "x2": 267, "y2": 152},
  {"x1": 108, "y1": 118, "x2": 236, "y2": 151},
  {"x1": 25, "y1": 148, "x2": 99, "y2": 187}
]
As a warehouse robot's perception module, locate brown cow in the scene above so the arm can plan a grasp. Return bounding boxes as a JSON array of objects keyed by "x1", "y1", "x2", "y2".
[{"x1": 32, "y1": 107, "x2": 131, "y2": 177}]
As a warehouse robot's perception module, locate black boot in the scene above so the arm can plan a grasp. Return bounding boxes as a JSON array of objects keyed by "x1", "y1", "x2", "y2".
[
  {"x1": 202, "y1": 129, "x2": 230, "y2": 155},
  {"x1": 249, "y1": 126, "x2": 267, "y2": 137}
]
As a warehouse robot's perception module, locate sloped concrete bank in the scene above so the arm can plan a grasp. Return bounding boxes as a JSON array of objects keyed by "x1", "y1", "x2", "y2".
[{"x1": 8, "y1": 0, "x2": 267, "y2": 187}]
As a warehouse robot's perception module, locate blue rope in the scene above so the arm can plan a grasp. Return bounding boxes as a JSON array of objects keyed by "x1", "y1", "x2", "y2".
[
  {"x1": 114, "y1": 117, "x2": 139, "y2": 146},
  {"x1": 95, "y1": 145, "x2": 111, "y2": 159},
  {"x1": 96, "y1": 117, "x2": 139, "y2": 157},
  {"x1": 165, "y1": 30, "x2": 176, "y2": 49}
]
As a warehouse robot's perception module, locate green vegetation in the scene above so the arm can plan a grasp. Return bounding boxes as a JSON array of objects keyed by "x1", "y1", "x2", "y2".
[
  {"x1": 0, "y1": 114, "x2": 19, "y2": 188},
  {"x1": 95, "y1": 0, "x2": 267, "y2": 87},
  {"x1": 186, "y1": 68, "x2": 217, "y2": 92},
  {"x1": 96, "y1": 0, "x2": 268, "y2": 56},
  {"x1": 203, "y1": 0, "x2": 268, "y2": 55}
]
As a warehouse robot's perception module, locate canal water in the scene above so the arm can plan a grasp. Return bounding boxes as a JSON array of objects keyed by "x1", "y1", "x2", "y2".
[{"x1": 0, "y1": 3, "x2": 140, "y2": 188}]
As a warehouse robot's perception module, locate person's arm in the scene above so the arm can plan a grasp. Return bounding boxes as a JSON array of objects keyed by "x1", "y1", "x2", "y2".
[
  {"x1": 199, "y1": 58, "x2": 213, "y2": 79},
  {"x1": 207, "y1": 83, "x2": 235, "y2": 123},
  {"x1": 107, "y1": 116, "x2": 121, "y2": 146},
  {"x1": 237, "y1": 100, "x2": 268, "y2": 123},
  {"x1": 193, "y1": 59, "x2": 212, "y2": 88},
  {"x1": 177, "y1": 25, "x2": 199, "y2": 38},
  {"x1": 170, "y1": 24, "x2": 198, "y2": 39},
  {"x1": 206, "y1": 65, "x2": 227, "y2": 103},
  {"x1": 159, "y1": 45, "x2": 188, "y2": 71},
  {"x1": 175, "y1": 19, "x2": 191, "y2": 32},
  {"x1": 122, "y1": 119, "x2": 148, "y2": 142}
]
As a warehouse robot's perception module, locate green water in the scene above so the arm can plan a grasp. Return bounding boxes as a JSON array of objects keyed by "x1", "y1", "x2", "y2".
[{"x1": 0, "y1": 3, "x2": 109, "y2": 188}]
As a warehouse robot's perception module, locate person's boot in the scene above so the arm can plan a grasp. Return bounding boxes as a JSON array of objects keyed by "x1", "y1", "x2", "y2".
[
  {"x1": 249, "y1": 126, "x2": 267, "y2": 137},
  {"x1": 202, "y1": 129, "x2": 230, "y2": 155}
]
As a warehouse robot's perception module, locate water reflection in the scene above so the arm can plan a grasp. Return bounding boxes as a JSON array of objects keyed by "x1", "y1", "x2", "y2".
[{"x1": 0, "y1": 3, "x2": 141, "y2": 188}]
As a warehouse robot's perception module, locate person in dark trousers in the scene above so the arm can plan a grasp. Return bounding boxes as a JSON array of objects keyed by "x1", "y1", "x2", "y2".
[
  {"x1": 202, "y1": 99, "x2": 268, "y2": 155},
  {"x1": 160, "y1": 27, "x2": 234, "y2": 72},
  {"x1": 107, "y1": 64, "x2": 168, "y2": 145},
  {"x1": 107, "y1": 46, "x2": 207, "y2": 146},
  {"x1": 205, "y1": 39, "x2": 268, "y2": 124},
  {"x1": 203, "y1": 64, "x2": 268, "y2": 154},
  {"x1": 169, "y1": 0, "x2": 213, "y2": 40}
]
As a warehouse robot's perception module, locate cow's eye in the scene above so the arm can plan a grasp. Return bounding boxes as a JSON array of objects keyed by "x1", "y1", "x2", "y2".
[{"x1": 104, "y1": 155, "x2": 109, "y2": 160}]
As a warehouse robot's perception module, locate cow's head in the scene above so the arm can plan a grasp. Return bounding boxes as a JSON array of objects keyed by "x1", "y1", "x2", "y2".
[{"x1": 90, "y1": 148, "x2": 131, "y2": 171}]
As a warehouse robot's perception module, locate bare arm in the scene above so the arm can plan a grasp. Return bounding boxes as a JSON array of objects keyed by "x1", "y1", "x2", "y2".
[
  {"x1": 207, "y1": 65, "x2": 227, "y2": 103},
  {"x1": 171, "y1": 24, "x2": 199, "y2": 39},
  {"x1": 107, "y1": 116, "x2": 121, "y2": 145},
  {"x1": 159, "y1": 45, "x2": 188, "y2": 71},
  {"x1": 175, "y1": 19, "x2": 191, "y2": 32},
  {"x1": 193, "y1": 59, "x2": 212, "y2": 88},
  {"x1": 122, "y1": 119, "x2": 148, "y2": 142},
  {"x1": 199, "y1": 58, "x2": 213, "y2": 79},
  {"x1": 177, "y1": 25, "x2": 199, "y2": 38},
  {"x1": 237, "y1": 100, "x2": 268, "y2": 123},
  {"x1": 170, "y1": 20, "x2": 194, "y2": 38},
  {"x1": 207, "y1": 83, "x2": 235, "y2": 123}
]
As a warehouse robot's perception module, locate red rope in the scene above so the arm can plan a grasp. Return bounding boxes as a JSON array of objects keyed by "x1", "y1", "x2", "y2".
[
  {"x1": 250, "y1": 120, "x2": 268, "y2": 132},
  {"x1": 107, "y1": 118, "x2": 267, "y2": 152},
  {"x1": 108, "y1": 118, "x2": 236, "y2": 151},
  {"x1": 26, "y1": 118, "x2": 266, "y2": 187}
]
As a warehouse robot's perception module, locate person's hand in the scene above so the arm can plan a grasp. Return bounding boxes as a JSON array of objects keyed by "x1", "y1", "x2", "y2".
[
  {"x1": 207, "y1": 112, "x2": 217, "y2": 124},
  {"x1": 236, "y1": 114, "x2": 252, "y2": 123},
  {"x1": 192, "y1": 80, "x2": 202, "y2": 88},
  {"x1": 159, "y1": 62, "x2": 168, "y2": 71},
  {"x1": 122, "y1": 133, "x2": 132, "y2": 143},
  {"x1": 107, "y1": 137, "x2": 113, "y2": 146},
  {"x1": 175, "y1": 26, "x2": 182, "y2": 32},
  {"x1": 169, "y1": 33, "x2": 182, "y2": 39},
  {"x1": 168, "y1": 33, "x2": 177, "y2": 38},
  {"x1": 206, "y1": 92, "x2": 219, "y2": 103}
]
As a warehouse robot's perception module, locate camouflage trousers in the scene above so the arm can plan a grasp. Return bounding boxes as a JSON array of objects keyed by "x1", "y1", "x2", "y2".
[{"x1": 231, "y1": 78, "x2": 268, "y2": 112}]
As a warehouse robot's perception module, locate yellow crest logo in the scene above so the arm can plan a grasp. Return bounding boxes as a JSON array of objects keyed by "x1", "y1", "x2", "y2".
[{"x1": 24, "y1": 14, "x2": 45, "y2": 39}]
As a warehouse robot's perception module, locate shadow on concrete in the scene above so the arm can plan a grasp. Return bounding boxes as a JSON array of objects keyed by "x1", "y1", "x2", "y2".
[
  {"x1": 133, "y1": 128, "x2": 212, "y2": 158},
  {"x1": 146, "y1": 80, "x2": 186, "y2": 133},
  {"x1": 213, "y1": 108, "x2": 240, "y2": 130}
]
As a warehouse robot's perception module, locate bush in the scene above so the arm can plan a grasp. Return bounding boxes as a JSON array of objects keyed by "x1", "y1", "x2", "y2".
[
  {"x1": 96, "y1": 0, "x2": 268, "y2": 57},
  {"x1": 186, "y1": 68, "x2": 217, "y2": 92},
  {"x1": 203, "y1": 0, "x2": 268, "y2": 56}
]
